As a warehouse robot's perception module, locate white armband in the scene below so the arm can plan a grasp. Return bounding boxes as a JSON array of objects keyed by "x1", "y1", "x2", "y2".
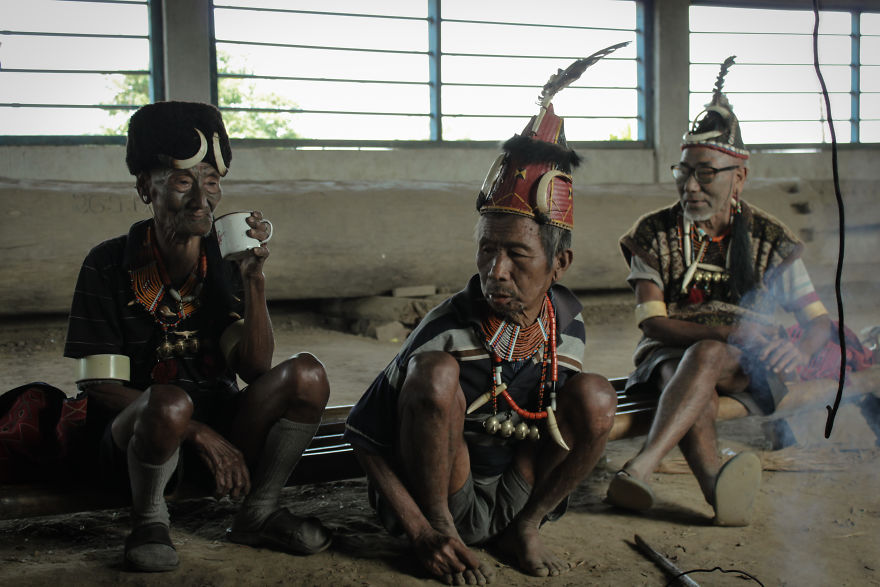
[
  {"x1": 634, "y1": 301, "x2": 668, "y2": 326},
  {"x1": 74, "y1": 354, "x2": 130, "y2": 384}
]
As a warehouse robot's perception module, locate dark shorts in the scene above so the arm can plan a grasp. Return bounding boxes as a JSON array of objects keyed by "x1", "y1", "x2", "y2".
[
  {"x1": 371, "y1": 466, "x2": 542, "y2": 546},
  {"x1": 625, "y1": 345, "x2": 789, "y2": 415}
]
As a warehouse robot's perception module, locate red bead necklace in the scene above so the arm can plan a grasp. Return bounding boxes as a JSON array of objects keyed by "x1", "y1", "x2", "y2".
[
  {"x1": 484, "y1": 294, "x2": 558, "y2": 420},
  {"x1": 129, "y1": 226, "x2": 207, "y2": 330}
]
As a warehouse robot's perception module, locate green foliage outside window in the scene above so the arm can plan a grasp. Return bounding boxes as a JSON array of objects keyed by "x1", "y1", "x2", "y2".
[{"x1": 102, "y1": 52, "x2": 300, "y2": 138}]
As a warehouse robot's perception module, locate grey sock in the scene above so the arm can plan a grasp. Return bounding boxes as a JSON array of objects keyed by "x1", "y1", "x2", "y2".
[
  {"x1": 236, "y1": 418, "x2": 319, "y2": 529},
  {"x1": 127, "y1": 442, "x2": 179, "y2": 528}
]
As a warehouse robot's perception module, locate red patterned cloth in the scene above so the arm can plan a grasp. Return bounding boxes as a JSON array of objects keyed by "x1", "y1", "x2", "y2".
[
  {"x1": 786, "y1": 322, "x2": 874, "y2": 381},
  {"x1": 0, "y1": 383, "x2": 87, "y2": 483}
]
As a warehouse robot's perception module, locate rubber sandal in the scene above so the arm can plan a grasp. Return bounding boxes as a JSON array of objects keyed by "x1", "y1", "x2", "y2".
[
  {"x1": 227, "y1": 508, "x2": 332, "y2": 555},
  {"x1": 606, "y1": 470, "x2": 655, "y2": 511},
  {"x1": 713, "y1": 451, "x2": 762, "y2": 527},
  {"x1": 124, "y1": 523, "x2": 179, "y2": 572}
]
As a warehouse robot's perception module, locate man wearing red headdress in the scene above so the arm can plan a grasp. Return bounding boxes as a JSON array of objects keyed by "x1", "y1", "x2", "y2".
[
  {"x1": 608, "y1": 58, "x2": 832, "y2": 526},
  {"x1": 65, "y1": 102, "x2": 331, "y2": 571},
  {"x1": 345, "y1": 49, "x2": 625, "y2": 584}
]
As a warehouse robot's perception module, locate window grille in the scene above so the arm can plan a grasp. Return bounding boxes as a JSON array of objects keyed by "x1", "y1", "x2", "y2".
[
  {"x1": 860, "y1": 12, "x2": 880, "y2": 142},
  {"x1": 212, "y1": 0, "x2": 643, "y2": 143},
  {"x1": 690, "y1": 4, "x2": 879, "y2": 145},
  {"x1": 0, "y1": 0, "x2": 153, "y2": 139}
]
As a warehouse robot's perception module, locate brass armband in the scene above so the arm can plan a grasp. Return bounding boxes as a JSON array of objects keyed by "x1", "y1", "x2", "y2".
[
  {"x1": 800, "y1": 300, "x2": 829, "y2": 322},
  {"x1": 634, "y1": 301, "x2": 668, "y2": 326},
  {"x1": 220, "y1": 319, "x2": 245, "y2": 365},
  {"x1": 74, "y1": 354, "x2": 130, "y2": 384}
]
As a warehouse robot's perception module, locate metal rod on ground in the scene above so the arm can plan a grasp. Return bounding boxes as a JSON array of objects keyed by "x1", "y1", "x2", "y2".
[{"x1": 633, "y1": 534, "x2": 701, "y2": 587}]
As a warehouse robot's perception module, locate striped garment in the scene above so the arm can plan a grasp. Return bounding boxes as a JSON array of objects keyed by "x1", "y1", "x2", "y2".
[
  {"x1": 344, "y1": 275, "x2": 586, "y2": 477},
  {"x1": 64, "y1": 219, "x2": 243, "y2": 395}
]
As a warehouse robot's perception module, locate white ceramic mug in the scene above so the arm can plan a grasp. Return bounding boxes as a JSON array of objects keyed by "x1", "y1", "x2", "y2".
[{"x1": 214, "y1": 211, "x2": 274, "y2": 260}]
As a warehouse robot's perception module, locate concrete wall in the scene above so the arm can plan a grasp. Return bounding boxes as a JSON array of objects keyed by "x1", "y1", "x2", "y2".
[
  {"x1": 1, "y1": 0, "x2": 878, "y2": 314},
  {"x1": 1, "y1": 170, "x2": 876, "y2": 314}
]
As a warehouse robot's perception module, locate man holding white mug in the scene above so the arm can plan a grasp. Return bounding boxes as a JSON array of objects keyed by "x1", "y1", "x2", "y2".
[{"x1": 65, "y1": 101, "x2": 331, "y2": 572}]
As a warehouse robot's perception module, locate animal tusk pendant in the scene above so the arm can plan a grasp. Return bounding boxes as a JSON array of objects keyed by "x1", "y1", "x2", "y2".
[
  {"x1": 468, "y1": 383, "x2": 509, "y2": 414},
  {"x1": 171, "y1": 128, "x2": 208, "y2": 170},
  {"x1": 545, "y1": 406, "x2": 570, "y2": 451},
  {"x1": 467, "y1": 386, "x2": 498, "y2": 414},
  {"x1": 680, "y1": 241, "x2": 708, "y2": 293}
]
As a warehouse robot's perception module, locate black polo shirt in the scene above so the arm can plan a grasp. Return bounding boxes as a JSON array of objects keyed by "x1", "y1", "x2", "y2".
[{"x1": 64, "y1": 219, "x2": 243, "y2": 395}]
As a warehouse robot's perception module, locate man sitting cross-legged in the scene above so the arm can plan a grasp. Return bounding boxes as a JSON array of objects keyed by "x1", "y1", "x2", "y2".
[{"x1": 344, "y1": 49, "x2": 625, "y2": 585}]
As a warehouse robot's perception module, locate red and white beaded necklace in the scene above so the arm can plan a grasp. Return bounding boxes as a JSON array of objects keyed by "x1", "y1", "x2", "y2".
[
  {"x1": 480, "y1": 294, "x2": 557, "y2": 419},
  {"x1": 129, "y1": 225, "x2": 207, "y2": 331}
]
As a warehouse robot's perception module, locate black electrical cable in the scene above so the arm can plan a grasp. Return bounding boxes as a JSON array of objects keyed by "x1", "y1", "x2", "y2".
[{"x1": 811, "y1": 0, "x2": 847, "y2": 438}]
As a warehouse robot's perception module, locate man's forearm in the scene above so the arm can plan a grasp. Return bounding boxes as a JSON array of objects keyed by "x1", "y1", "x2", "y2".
[
  {"x1": 354, "y1": 447, "x2": 434, "y2": 542},
  {"x1": 640, "y1": 316, "x2": 733, "y2": 347},
  {"x1": 236, "y1": 274, "x2": 274, "y2": 381},
  {"x1": 84, "y1": 382, "x2": 143, "y2": 414}
]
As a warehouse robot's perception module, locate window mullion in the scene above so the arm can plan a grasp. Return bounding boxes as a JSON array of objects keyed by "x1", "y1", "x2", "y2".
[
  {"x1": 429, "y1": 0, "x2": 442, "y2": 142},
  {"x1": 851, "y1": 10, "x2": 861, "y2": 144}
]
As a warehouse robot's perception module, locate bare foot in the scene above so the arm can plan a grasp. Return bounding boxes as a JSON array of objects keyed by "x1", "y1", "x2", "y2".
[
  {"x1": 495, "y1": 522, "x2": 570, "y2": 577},
  {"x1": 413, "y1": 524, "x2": 495, "y2": 585}
]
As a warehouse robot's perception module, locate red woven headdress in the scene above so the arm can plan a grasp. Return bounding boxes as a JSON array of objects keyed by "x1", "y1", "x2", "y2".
[{"x1": 476, "y1": 42, "x2": 629, "y2": 231}]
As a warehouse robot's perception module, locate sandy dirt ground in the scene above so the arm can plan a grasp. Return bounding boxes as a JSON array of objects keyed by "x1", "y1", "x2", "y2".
[{"x1": 1, "y1": 298, "x2": 878, "y2": 586}]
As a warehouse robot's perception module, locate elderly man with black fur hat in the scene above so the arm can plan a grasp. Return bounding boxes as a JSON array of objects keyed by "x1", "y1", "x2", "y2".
[
  {"x1": 344, "y1": 45, "x2": 627, "y2": 585},
  {"x1": 607, "y1": 58, "x2": 832, "y2": 526},
  {"x1": 64, "y1": 101, "x2": 331, "y2": 571}
]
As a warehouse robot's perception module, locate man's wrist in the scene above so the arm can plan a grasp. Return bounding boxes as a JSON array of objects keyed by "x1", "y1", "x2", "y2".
[
  {"x1": 185, "y1": 419, "x2": 204, "y2": 442},
  {"x1": 243, "y1": 272, "x2": 266, "y2": 287}
]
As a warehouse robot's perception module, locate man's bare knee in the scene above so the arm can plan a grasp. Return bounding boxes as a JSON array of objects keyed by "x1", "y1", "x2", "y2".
[
  {"x1": 124, "y1": 385, "x2": 192, "y2": 461},
  {"x1": 560, "y1": 373, "x2": 617, "y2": 437},
  {"x1": 276, "y1": 352, "x2": 331, "y2": 412},
  {"x1": 681, "y1": 339, "x2": 732, "y2": 370},
  {"x1": 400, "y1": 351, "x2": 462, "y2": 413},
  {"x1": 144, "y1": 385, "x2": 193, "y2": 429}
]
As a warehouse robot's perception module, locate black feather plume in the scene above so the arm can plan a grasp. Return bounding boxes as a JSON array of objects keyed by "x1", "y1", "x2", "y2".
[
  {"x1": 538, "y1": 41, "x2": 631, "y2": 107},
  {"x1": 713, "y1": 56, "x2": 736, "y2": 102}
]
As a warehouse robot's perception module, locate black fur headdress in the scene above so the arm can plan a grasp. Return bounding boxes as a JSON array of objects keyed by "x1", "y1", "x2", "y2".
[{"x1": 126, "y1": 101, "x2": 232, "y2": 176}]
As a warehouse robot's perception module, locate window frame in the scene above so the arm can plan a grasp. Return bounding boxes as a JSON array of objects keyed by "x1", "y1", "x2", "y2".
[
  {"x1": 0, "y1": 0, "x2": 162, "y2": 146},
  {"x1": 689, "y1": 0, "x2": 880, "y2": 149},
  {"x1": 1, "y1": 0, "x2": 650, "y2": 147},
  {"x1": 208, "y1": 0, "x2": 651, "y2": 148}
]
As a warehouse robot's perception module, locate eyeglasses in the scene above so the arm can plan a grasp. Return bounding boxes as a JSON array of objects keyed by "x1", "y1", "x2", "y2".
[{"x1": 670, "y1": 164, "x2": 740, "y2": 185}]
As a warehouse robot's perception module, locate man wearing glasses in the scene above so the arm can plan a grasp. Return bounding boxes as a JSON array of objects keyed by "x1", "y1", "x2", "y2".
[{"x1": 606, "y1": 58, "x2": 831, "y2": 526}]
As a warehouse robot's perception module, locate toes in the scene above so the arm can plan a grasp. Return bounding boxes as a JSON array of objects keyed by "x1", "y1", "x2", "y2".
[
  {"x1": 528, "y1": 562, "x2": 551, "y2": 577},
  {"x1": 477, "y1": 563, "x2": 494, "y2": 584},
  {"x1": 451, "y1": 571, "x2": 466, "y2": 585},
  {"x1": 548, "y1": 559, "x2": 571, "y2": 576}
]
